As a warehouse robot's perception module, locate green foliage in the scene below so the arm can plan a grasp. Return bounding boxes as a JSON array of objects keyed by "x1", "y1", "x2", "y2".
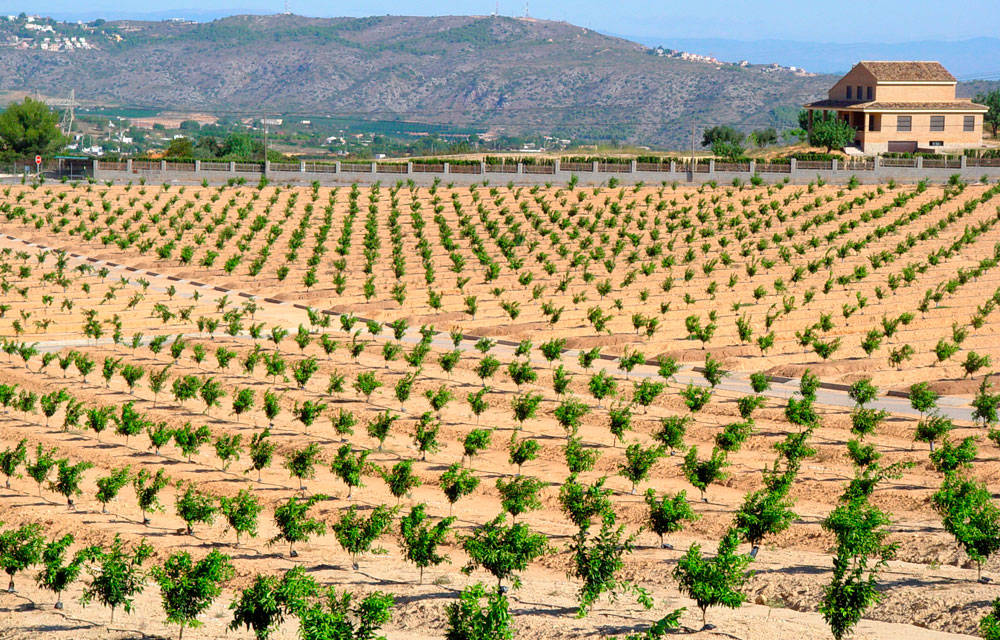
[
  {"x1": 644, "y1": 489, "x2": 699, "y2": 547},
  {"x1": 440, "y1": 462, "x2": 480, "y2": 513},
  {"x1": 0, "y1": 438, "x2": 27, "y2": 489},
  {"x1": 399, "y1": 503, "x2": 455, "y2": 584},
  {"x1": 380, "y1": 459, "x2": 421, "y2": 503},
  {"x1": 284, "y1": 443, "x2": 322, "y2": 490},
  {"x1": 569, "y1": 512, "x2": 651, "y2": 616},
  {"x1": 133, "y1": 468, "x2": 169, "y2": 523},
  {"x1": 932, "y1": 472, "x2": 1000, "y2": 579},
  {"x1": 366, "y1": 411, "x2": 398, "y2": 451},
  {"x1": 680, "y1": 384, "x2": 712, "y2": 412},
  {"x1": 247, "y1": 429, "x2": 275, "y2": 480},
  {"x1": 173, "y1": 422, "x2": 212, "y2": 462},
  {"x1": 445, "y1": 583, "x2": 515, "y2": 640},
  {"x1": 152, "y1": 549, "x2": 235, "y2": 639},
  {"x1": 618, "y1": 443, "x2": 665, "y2": 494},
  {"x1": 462, "y1": 513, "x2": 551, "y2": 588},
  {"x1": 564, "y1": 435, "x2": 601, "y2": 474},
  {"x1": 930, "y1": 436, "x2": 978, "y2": 474},
  {"x1": 980, "y1": 598, "x2": 1000, "y2": 640},
  {"x1": 229, "y1": 566, "x2": 319, "y2": 640},
  {"x1": 496, "y1": 475, "x2": 546, "y2": 521},
  {"x1": 808, "y1": 117, "x2": 856, "y2": 153},
  {"x1": 81, "y1": 534, "x2": 154, "y2": 623},
  {"x1": 672, "y1": 528, "x2": 753, "y2": 627},
  {"x1": 0, "y1": 522, "x2": 44, "y2": 592},
  {"x1": 654, "y1": 415, "x2": 689, "y2": 454},
  {"x1": 0, "y1": 97, "x2": 66, "y2": 156},
  {"x1": 36, "y1": 534, "x2": 91, "y2": 607},
  {"x1": 463, "y1": 428, "x2": 492, "y2": 465},
  {"x1": 298, "y1": 587, "x2": 394, "y2": 640},
  {"x1": 270, "y1": 494, "x2": 330, "y2": 556},
  {"x1": 220, "y1": 488, "x2": 264, "y2": 544},
  {"x1": 52, "y1": 458, "x2": 94, "y2": 507},
  {"x1": 95, "y1": 465, "x2": 131, "y2": 513},
  {"x1": 559, "y1": 475, "x2": 614, "y2": 531},
  {"x1": 332, "y1": 504, "x2": 397, "y2": 567},
  {"x1": 174, "y1": 483, "x2": 217, "y2": 535},
  {"x1": 681, "y1": 446, "x2": 729, "y2": 501}
]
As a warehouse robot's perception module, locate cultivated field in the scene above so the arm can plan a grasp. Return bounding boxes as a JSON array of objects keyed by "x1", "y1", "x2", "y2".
[{"x1": 0, "y1": 178, "x2": 997, "y2": 640}]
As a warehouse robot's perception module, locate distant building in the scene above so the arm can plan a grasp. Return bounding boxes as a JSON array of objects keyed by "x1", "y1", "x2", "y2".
[{"x1": 803, "y1": 61, "x2": 987, "y2": 154}]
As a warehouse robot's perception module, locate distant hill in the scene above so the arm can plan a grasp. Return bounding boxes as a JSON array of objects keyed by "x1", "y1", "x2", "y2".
[
  {"x1": 0, "y1": 14, "x2": 838, "y2": 147},
  {"x1": 612, "y1": 35, "x2": 1000, "y2": 79}
]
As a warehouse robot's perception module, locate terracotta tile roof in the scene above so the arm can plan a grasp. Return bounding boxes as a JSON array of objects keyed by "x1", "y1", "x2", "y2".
[
  {"x1": 858, "y1": 61, "x2": 955, "y2": 82},
  {"x1": 804, "y1": 99, "x2": 987, "y2": 111}
]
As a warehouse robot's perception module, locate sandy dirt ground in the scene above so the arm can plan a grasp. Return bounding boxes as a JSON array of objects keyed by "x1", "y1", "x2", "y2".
[{"x1": 0, "y1": 180, "x2": 995, "y2": 640}]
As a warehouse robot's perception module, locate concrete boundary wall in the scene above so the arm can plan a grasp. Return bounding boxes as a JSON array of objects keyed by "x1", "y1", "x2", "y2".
[{"x1": 88, "y1": 158, "x2": 1000, "y2": 187}]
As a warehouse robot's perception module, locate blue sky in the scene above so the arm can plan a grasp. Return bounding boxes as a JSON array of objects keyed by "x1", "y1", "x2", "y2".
[{"x1": 21, "y1": 0, "x2": 999, "y2": 43}]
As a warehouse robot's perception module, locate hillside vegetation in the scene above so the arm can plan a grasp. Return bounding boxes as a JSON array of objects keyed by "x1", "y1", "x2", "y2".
[{"x1": 0, "y1": 14, "x2": 833, "y2": 147}]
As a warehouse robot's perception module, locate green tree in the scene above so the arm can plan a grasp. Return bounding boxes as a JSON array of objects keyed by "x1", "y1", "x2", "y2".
[
  {"x1": 701, "y1": 125, "x2": 744, "y2": 147},
  {"x1": 463, "y1": 428, "x2": 492, "y2": 466},
  {"x1": 152, "y1": 549, "x2": 235, "y2": 640},
  {"x1": 809, "y1": 116, "x2": 856, "y2": 153},
  {"x1": 380, "y1": 459, "x2": 421, "y2": 504},
  {"x1": 26, "y1": 443, "x2": 58, "y2": 497},
  {"x1": 220, "y1": 488, "x2": 264, "y2": 545},
  {"x1": 496, "y1": 475, "x2": 546, "y2": 522},
  {"x1": 229, "y1": 566, "x2": 319, "y2": 640},
  {"x1": 981, "y1": 598, "x2": 1000, "y2": 640},
  {"x1": 399, "y1": 503, "x2": 455, "y2": 584},
  {"x1": 507, "y1": 434, "x2": 540, "y2": 475},
  {"x1": 0, "y1": 438, "x2": 27, "y2": 489},
  {"x1": 569, "y1": 513, "x2": 652, "y2": 617},
  {"x1": 0, "y1": 97, "x2": 66, "y2": 157},
  {"x1": 247, "y1": 429, "x2": 275, "y2": 481},
  {"x1": 133, "y1": 468, "x2": 169, "y2": 524},
  {"x1": 681, "y1": 446, "x2": 729, "y2": 501},
  {"x1": 174, "y1": 483, "x2": 217, "y2": 535},
  {"x1": 559, "y1": 475, "x2": 613, "y2": 531},
  {"x1": 462, "y1": 514, "x2": 551, "y2": 588},
  {"x1": 672, "y1": 527, "x2": 753, "y2": 628},
  {"x1": 298, "y1": 587, "x2": 394, "y2": 640},
  {"x1": 976, "y1": 89, "x2": 1000, "y2": 136},
  {"x1": 440, "y1": 462, "x2": 480, "y2": 515},
  {"x1": 645, "y1": 489, "x2": 699, "y2": 548},
  {"x1": 81, "y1": 534, "x2": 154, "y2": 623},
  {"x1": 270, "y1": 494, "x2": 329, "y2": 557},
  {"x1": 0, "y1": 522, "x2": 44, "y2": 592},
  {"x1": 284, "y1": 443, "x2": 322, "y2": 491},
  {"x1": 331, "y1": 445, "x2": 371, "y2": 499},
  {"x1": 932, "y1": 472, "x2": 1000, "y2": 580},
  {"x1": 36, "y1": 533, "x2": 92, "y2": 609},
  {"x1": 52, "y1": 458, "x2": 94, "y2": 508},
  {"x1": 444, "y1": 583, "x2": 514, "y2": 640},
  {"x1": 618, "y1": 443, "x2": 665, "y2": 494},
  {"x1": 332, "y1": 504, "x2": 397, "y2": 569}
]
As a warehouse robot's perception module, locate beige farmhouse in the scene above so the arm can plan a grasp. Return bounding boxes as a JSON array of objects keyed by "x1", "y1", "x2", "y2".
[{"x1": 804, "y1": 61, "x2": 987, "y2": 154}]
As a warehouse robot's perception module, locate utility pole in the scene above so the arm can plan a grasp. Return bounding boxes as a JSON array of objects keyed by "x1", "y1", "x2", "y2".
[
  {"x1": 690, "y1": 123, "x2": 696, "y2": 179},
  {"x1": 262, "y1": 113, "x2": 268, "y2": 177}
]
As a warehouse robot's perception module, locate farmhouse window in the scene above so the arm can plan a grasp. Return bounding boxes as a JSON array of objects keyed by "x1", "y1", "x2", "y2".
[
  {"x1": 897, "y1": 116, "x2": 912, "y2": 132},
  {"x1": 866, "y1": 86, "x2": 872, "y2": 100},
  {"x1": 870, "y1": 115, "x2": 881, "y2": 131},
  {"x1": 930, "y1": 116, "x2": 945, "y2": 132},
  {"x1": 964, "y1": 116, "x2": 975, "y2": 132},
  {"x1": 846, "y1": 86, "x2": 852, "y2": 99},
  {"x1": 857, "y1": 86, "x2": 862, "y2": 100}
]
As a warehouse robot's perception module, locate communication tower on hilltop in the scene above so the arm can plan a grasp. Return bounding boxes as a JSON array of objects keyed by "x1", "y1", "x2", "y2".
[
  {"x1": 283, "y1": 1, "x2": 291, "y2": 15},
  {"x1": 524, "y1": 2, "x2": 529, "y2": 17}
]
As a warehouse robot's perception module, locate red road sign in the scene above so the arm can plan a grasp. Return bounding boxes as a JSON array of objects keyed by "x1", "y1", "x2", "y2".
[{"x1": 34, "y1": 155, "x2": 41, "y2": 166}]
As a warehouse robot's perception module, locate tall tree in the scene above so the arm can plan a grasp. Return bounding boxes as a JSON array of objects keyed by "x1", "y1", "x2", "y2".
[{"x1": 0, "y1": 97, "x2": 66, "y2": 157}]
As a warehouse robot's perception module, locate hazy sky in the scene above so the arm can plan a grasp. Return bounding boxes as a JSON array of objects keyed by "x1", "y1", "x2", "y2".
[{"x1": 21, "y1": 0, "x2": 999, "y2": 43}]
